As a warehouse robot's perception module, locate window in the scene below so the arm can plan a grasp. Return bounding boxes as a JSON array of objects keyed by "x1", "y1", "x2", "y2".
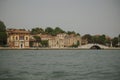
[
  {"x1": 26, "y1": 37, "x2": 28, "y2": 40},
  {"x1": 20, "y1": 36, "x2": 24, "y2": 40},
  {"x1": 16, "y1": 37, "x2": 18, "y2": 40},
  {"x1": 13, "y1": 36, "x2": 15, "y2": 40}
]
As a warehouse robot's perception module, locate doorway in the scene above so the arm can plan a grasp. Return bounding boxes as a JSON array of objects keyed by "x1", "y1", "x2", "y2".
[
  {"x1": 20, "y1": 42, "x2": 24, "y2": 48},
  {"x1": 21, "y1": 44, "x2": 23, "y2": 48}
]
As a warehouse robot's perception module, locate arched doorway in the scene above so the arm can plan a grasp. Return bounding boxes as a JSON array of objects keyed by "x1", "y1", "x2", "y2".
[
  {"x1": 21, "y1": 44, "x2": 23, "y2": 48},
  {"x1": 19, "y1": 41, "x2": 24, "y2": 48},
  {"x1": 90, "y1": 45, "x2": 101, "y2": 49}
]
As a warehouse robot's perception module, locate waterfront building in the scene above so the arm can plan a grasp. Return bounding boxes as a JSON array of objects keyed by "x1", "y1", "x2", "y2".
[
  {"x1": 48, "y1": 33, "x2": 66, "y2": 48},
  {"x1": 64, "y1": 34, "x2": 81, "y2": 47},
  {"x1": 7, "y1": 28, "x2": 30, "y2": 48},
  {"x1": 38, "y1": 34, "x2": 53, "y2": 41},
  {"x1": 49, "y1": 37, "x2": 64, "y2": 48},
  {"x1": 49, "y1": 33, "x2": 81, "y2": 48}
]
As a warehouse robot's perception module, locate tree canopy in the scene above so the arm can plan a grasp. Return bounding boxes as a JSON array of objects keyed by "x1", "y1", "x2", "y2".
[
  {"x1": 82, "y1": 34, "x2": 93, "y2": 43},
  {"x1": 33, "y1": 36, "x2": 41, "y2": 42},
  {"x1": 31, "y1": 27, "x2": 44, "y2": 34},
  {"x1": 31, "y1": 27, "x2": 78, "y2": 36},
  {"x1": 41, "y1": 40, "x2": 48, "y2": 47},
  {"x1": 54, "y1": 27, "x2": 65, "y2": 34},
  {"x1": 82, "y1": 34, "x2": 111, "y2": 46},
  {"x1": 112, "y1": 37, "x2": 118, "y2": 47},
  {"x1": 92, "y1": 35, "x2": 106, "y2": 45},
  {"x1": 45, "y1": 27, "x2": 55, "y2": 35},
  {"x1": 0, "y1": 21, "x2": 7, "y2": 45},
  {"x1": 0, "y1": 21, "x2": 6, "y2": 31}
]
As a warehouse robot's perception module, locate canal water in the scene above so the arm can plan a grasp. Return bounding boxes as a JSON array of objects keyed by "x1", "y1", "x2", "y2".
[{"x1": 0, "y1": 50, "x2": 120, "y2": 80}]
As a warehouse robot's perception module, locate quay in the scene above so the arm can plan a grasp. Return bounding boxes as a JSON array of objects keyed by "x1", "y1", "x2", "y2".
[{"x1": 0, "y1": 47, "x2": 120, "y2": 50}]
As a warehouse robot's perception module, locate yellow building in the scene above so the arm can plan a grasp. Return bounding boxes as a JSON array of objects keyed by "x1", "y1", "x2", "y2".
[
  {"x1": 48, "y1": 33, "x2": 66, "y2": 48},
  {"x1": 7, "y1": 29, "x2": 30, "y2": 48},
  {"x1": 49, "y1": 37, "x2": 64, "y2": 48},
  {"x1": 64, "y1": 34, "x2": 81, "y2": 47},
  {"x1": 49, "y1": 33, "x2": 81, "y2": 48}
]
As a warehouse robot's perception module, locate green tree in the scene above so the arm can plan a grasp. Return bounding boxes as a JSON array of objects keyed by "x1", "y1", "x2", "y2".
[
  {"x1": 31, "y1": 27, "x2": 44, "y2": 34},
  {"x1": 112, "y1": 37, "x2": 118, "y2": 47},
  {"x1": 76, "y1": 33, "x2": 80, "y2": 36},
  {"x1": 98, "y1": 35, "x2": 106, "y2": 45},
  {"x1": 31, "y1": 36, "x2": 41, "y2": 47},
  {"x1": 45, "y1": 27, "x2": 55, "y2": 36},
  {"x1": 67, "y1": 31, "x2": 76, "y2": 35},
  {"x1": 54, "y1": 27, "x2": 65, "y2": 34},
  {"x1": 118, "y1": 34, "x2": 120, "y2": 47},
  {"x1": 33, "y1": 36, "x2": 41, "y2": 42},
  {"x1": 41, "y1": 40, "x2": 48, "y2": 47},
  {"x1": 0, "y1": 21, "x2": 7, "y2": 45},
  {"x1": 105, "y1": 38, "x2": 111, "y2": 46},
  {"x1": 92, "y1": 35, "x2": 106, "y2": 45},
  {"x1": 82, "y1": 34, "x2": 93, "y2": 43}
]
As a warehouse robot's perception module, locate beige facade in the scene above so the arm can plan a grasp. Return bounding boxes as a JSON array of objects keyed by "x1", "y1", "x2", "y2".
[
  {"x1": 48, "y1": 34, "x2": 65, "y2": 48},
  {"x1": 7, "y1": 29, "x2": 30, "y2": 48},
  {"x1": 31, "y1": 33, "x2": 66, "y2": 48},
  {"x1": 64, "y1": 34, "x2": 81, "y2": 47},
  {"x1": 49, "y1": 33, "x2": 81, "y2": 48},
  {"x1": 49, "y1": 37, "x2": 64, "y2": 48}
]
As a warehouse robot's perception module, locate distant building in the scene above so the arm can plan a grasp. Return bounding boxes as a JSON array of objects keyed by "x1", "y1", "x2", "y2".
[
  {"x1": 38, "y1": 34, "x2": 53, "y2": 41},
  {"x1": 49, "y1": 33, "x2": 66, "y2": 48},
  {"x1": 64, "y1": 34, "x2": 81, "y2": 47},
  {"x1": 7, "y1": 28, "x2": 30, "y2": 48},
  {"x1": 49, "y1": 33, "x2": 81, "y2": 48}
]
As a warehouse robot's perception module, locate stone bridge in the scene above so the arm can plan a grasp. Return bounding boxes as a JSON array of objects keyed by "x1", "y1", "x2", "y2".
[{"x1": 79, "y1": 44, "x2": 109, "y2": 49}]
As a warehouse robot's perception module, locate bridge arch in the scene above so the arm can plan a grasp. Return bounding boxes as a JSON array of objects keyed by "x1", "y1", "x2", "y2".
[
  {"x1": 79, "y1": 44, "x2": 108, "y2": 49},
  {"x1": 90, "y1": 45, "x2": 101, "y2": 49}
]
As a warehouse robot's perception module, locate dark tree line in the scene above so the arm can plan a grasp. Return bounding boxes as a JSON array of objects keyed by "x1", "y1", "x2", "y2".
[
  {"x1": 0, "y1": 20, "x2": 119, "y2": 47},
  {"x1": 31, "y1": 27, "x2": 79, "y2": 36},
  {"x1": 0, "y1": 21, "x2": 7, "y2": 46},
  {"x1": 82, "y1": 34, "x2": 120, "y2": 47},
  {"x1": 112, "y1": 35, "x2": 120, "y2": 47},
  {"x1": 31, "y1": 36, "x2": 48, "y2": 47}
]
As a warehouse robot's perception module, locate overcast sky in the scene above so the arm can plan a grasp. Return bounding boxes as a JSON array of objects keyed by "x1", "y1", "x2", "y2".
[{"x1": 0, "y1": 0, "x2": 120, "y2": 37}]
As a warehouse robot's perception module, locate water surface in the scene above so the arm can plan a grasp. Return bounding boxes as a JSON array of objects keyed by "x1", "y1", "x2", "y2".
[{"x1": 0, "y1": 50, "x2": 120, "y2": 80}]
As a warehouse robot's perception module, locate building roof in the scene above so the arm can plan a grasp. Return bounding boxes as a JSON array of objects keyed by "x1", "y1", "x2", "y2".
[{"x1": 7, "y1": 28, "x2": 30, "y2": 34}]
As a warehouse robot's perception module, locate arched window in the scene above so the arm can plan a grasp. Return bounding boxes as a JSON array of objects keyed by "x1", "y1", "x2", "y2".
[
  {"x1": 20, "y1": 36, "x2": 24, "y2": 40},
  {"x1": 13, "y1": 36, "x2": 14, "y2": 40},
  {"x1": 16, "y1": 37, "x2": 18, "y2": 40},
  {"x1": 26, "y1": 37, "x2": 28, "y2": 40}
]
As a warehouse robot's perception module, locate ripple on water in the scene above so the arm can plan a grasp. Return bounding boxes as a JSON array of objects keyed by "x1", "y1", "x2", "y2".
[
  {"x1": 0, "y1": 50, "x2": 120, "y2": 80},
  {"x1": 51, "y1": 71, "x2": 69, "y2": 78},
  {"x1": 0, "y1": 77, "x2": 24, "y2": 80}
]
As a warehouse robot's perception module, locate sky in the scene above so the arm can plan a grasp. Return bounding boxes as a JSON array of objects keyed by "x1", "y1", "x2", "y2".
[{"x1": 0, "y1": 0, "x2": 120, "y2": 37}]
